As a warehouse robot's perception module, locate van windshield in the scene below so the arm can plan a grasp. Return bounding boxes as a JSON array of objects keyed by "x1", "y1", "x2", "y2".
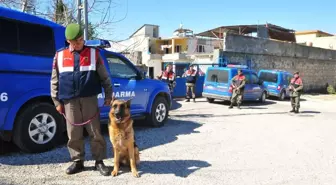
[
  {"x1": 206, "y1": 69, "x2": 229, "y2": 83},
  {"x1": 259, "y1": 72, "x2": 278, "y2": 83}
]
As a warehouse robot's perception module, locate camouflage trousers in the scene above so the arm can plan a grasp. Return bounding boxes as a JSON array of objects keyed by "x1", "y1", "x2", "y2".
[
  {"x1": 186, "y1": 83, "x2": 195, "y2": 99},
  {"x1": 290, "y1": 96, "x2": 300, "y2": 109},
  {"x1": 290, "y1": 91, "x2": 301, "y2": 109},
  {"x1": 231, "y1": 90, "x2": 243, "y2": 105}
]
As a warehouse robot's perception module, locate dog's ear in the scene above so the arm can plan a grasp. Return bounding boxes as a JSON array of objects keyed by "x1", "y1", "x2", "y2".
[
  {"x1": 110, "y1": 96, "x2": 116, "y2": 105},
  {"x1": 126, "y1": 99, "x2": 132, "y2": 108}
]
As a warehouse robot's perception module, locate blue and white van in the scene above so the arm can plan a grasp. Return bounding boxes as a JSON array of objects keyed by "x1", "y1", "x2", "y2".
[
  {"x1": 202, "y1": 65, "x2": 267, "y2": 104},
  {"x1": 258, "y1": 69, "x2": 293, "y2": 100},
  {"x1": 0, "y1": 7, "x2": 171, "y2": 153}
]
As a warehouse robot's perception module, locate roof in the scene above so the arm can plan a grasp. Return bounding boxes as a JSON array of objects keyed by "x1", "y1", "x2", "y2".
[
  {"x1": 129, "y1": 24, "x2": 159, "y2": 38},
  {"x1": 0, "y1": 6, "x2": 63, "y2": 28},
  {"x1": 295, "y1": 30, "x2": 334, "y2": 36},
  {"x1": 196, "y1": 23, "x2": 294, "y2": 37},
  {"x1": 195, "y1": 23, "x2": 296, "y2": 42}
]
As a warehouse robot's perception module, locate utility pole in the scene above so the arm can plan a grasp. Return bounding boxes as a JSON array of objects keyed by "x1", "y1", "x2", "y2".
[
  {"x1": 83, "y1": 0, "x2": 89, "y2": 40},
  {"x1": 77, "y1": 0, "x2": 82, "y2": 27}
]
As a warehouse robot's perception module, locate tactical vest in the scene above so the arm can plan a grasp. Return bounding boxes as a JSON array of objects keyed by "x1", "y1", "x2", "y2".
[
  {"x1": 161, "y1": 71, "x2": 175, "y2": 84},
  {"x1": 290, "y1": 77, "x2": 303, "y2": 92},
  {"x1": 233, "y1": 75, "x2": 245, "y2": 91},
  {"x1": 57, "y1": 46, "x2": 102, "y2": 100},
  {"x1": 185, "y1": 69, "x2": 197, "y2": 83}
]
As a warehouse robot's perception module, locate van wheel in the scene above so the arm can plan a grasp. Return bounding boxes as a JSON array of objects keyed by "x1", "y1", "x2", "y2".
[
  {"x1": 279, "y1": 91, "x2": 285, "y2": 101},
  {"x1": 259, "y1": 91, "x2": 266, "y2": 103},
  {"x1": 146, "y1": 96, "x2": 168, "y2": 127},
  {"x1": 206, "y1": 98, "x2": 214, "y2": 103},
  {"x1": 13, "y1": 103, "x2": 65, "y2": 153}
]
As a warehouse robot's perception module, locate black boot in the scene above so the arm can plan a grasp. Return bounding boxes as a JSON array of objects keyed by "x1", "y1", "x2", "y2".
[
  {"x1": 237, "y1": 104, "x2": 241, "y2": 109},
  {"x1": 228, "y1": 104, "x2": 233, "y2": 109},
  {"x1": 66, "y1": 160, "x2": 84, "y2": 175},
  {"x1": 289, "y1": 108, "x2": 295, "y2": 113},
  {"x1": 193, "y1": 98, "x2": 196, "y2": 103},
  {"x1": 95, "y1": 160, "x2": 110, "y2": 176},
  {"x1": 185, "y1": 98, "x2": 190, "y2": 102},
  {"x1": 295, "y1": 108, "x2": 299, "y2": 114}
]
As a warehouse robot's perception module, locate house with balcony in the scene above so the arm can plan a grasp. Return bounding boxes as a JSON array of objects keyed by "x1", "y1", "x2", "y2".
[
  {"x1": 107, "y1": 24, "x2": 222, "y2": 77},
  {"x1": 107, "y1": 24, "x2": 163, "y2": 77}
]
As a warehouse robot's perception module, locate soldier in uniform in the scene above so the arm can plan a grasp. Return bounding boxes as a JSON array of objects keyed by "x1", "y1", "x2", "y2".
[
  {"x1": 229, "y1": 69, "x2": 246, "y2": 109},
  {"x1": 50, "y1": 23, "x2": 112, "y2": 176},
  {"x1": 182, "y1": 64, "x2": 198, "y2": 102},
  {"x1": 288, "y1": 71, "x2": 303, "y2": 113},
  {"x1": 157, "y1": 64, "x2": 176, "y2": 94}
]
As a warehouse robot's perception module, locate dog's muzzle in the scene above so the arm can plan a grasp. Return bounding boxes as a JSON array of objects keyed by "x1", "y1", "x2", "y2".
[{"x1": 114, "y1": 110, "x2": 124, "y2": 123}]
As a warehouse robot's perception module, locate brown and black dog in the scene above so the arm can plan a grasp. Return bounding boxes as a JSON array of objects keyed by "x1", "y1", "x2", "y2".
[{"x1": 108, "y1": 98, "x2": 140, "y2": 178}]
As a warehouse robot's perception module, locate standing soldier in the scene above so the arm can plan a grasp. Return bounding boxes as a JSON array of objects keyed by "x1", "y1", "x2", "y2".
[
  {"x1": 288, "y1": 71, "x2": 303, "y2": 113},
  {"x1": 229, "y1": 69, "x2": 246, "y2": 109},
  {"x1": 182, "y1": 64, "x2": 198, "y2": 102},
  {"x1": 157, "y1": 64, "x2": 176, "y2": 94},
  {"x1": 50, "y1": 23, "x2": 112, "y2": 176}
]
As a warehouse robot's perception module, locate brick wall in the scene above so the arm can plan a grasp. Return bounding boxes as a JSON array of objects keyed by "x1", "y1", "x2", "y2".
[{"x1": 213, "y1": 33, "x2": 336, "y2": 93}]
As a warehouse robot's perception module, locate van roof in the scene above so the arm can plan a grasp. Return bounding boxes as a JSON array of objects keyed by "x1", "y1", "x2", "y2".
[
  {"x1": 207, "y1": 66, "x2": 255, "y2": 72},
  {"x1": 259, "y1": 69, "x2": 291, "y2": 74},
  {"x1": 0, "y1": 6, "x2": 64, "y2": 28}
]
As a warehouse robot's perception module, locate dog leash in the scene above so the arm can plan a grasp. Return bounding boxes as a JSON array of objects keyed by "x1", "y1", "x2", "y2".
[{"x1": 61, "y1": 109, "x2": 100, "y2": 126}]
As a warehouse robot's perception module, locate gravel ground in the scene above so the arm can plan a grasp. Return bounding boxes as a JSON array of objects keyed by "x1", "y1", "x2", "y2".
[{"x1": 1, "y1": 95, "x2": 336, "y2": 185}]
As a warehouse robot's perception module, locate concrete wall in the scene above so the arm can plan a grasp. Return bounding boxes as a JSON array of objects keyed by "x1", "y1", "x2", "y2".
[
  {"x1": 218, "y1": 33, "x2": 336, "y2": 92},
  {"x1": 187, "y1": 38, "x2": 215, "y2": 54}
]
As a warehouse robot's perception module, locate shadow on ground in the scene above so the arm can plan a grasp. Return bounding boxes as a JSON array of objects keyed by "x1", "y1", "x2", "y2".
[
  {"x1": 138, "y1": 159, "x2": 211, "y2": 177},
  {"x1": 0, "y1": 118, "x2": 202, "y2": 166},
  {"x1": 212, "y1": 99, "x2": 276, "y2": 107},
  {"x1": 170, "y1": 99, "x2": 182, "y2": 110}
]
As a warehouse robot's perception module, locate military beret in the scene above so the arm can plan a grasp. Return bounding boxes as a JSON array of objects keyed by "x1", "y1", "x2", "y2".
[{"x1": 65, "y1": 23, "x2": 83, "y2": 40}]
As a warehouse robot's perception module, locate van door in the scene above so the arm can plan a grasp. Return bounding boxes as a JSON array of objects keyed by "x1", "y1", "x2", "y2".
[
  {"x1": 203, "y1": 69, "x2": 230, "y2": 98},
  {"x1": 250, "y1": 72, "x2": 263, "y2": 100},
  {"x1": 242, "y1": 71, "x2": 253, "y2": 100},
  {"x1": 104, "y1": 53, "x2": 148, "y2": 114}
]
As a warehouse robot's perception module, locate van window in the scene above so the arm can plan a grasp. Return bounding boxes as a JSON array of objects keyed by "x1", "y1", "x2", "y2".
[
  {"x1": 206, "y1": 70, "x2": 218, "y2": 82},
  {"x1": 217, "y1": 70, "x2": 228, "y2": 83},
  {"x1": 259, "y1": 72, "x2": 278, "y2": 83},
  {"x1": 206, "y1": 70, "x2": 229, "y2": 83},
  {"x1": 251, "y1": 73, "x2": 259, "y2": 84},
  {"x1": 0, "y1": 17, "x2": 55, "y2": 56}
]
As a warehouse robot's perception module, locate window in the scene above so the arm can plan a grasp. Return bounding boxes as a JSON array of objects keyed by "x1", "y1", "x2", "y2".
[
  {"x1": 105, "y1": 54, "x2": 138, "y2": 79},
  {"x1": 206, "y1": 70, "x2": 218, "y2": 82},
  {"x1": 282, "y1": 74, "x2": 286, "y2": 83},
  {"x1": 0, "y1": 17, "x2": 55, "y2": 56},
  {"x1": 175, "y1": 45, "x2": 181, "y2": 53},
  {"x1": 258, "y1": 72, "x2": 278, "y2": 83},
  {"x1": 244, "y1": 73, "x2": 251, "y2": 84},
  {"x1": 217, "y1": 70, "x2": 229, "y2": 83},
  {"x1": 197, "y1": 45, "x2": 205, "y2": 53},
  {"x1": 287, "y1": 75, "x2": 293, "y2": 84},
  {"x1": 251, "y1": 73, "x2": 259, "y2": 84},
  {"x1": 0, "y1": 18, "x2": 18, "y2": 52}
]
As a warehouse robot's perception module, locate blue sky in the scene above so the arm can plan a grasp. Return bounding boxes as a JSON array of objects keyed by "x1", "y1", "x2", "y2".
[{"x1": 93, "y1": 0, "x2": 336, "y2": 40}]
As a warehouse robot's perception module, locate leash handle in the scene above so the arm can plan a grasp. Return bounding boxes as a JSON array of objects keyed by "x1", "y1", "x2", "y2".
[{"x1": 61, "y1": 109, "x2": 100, "y2": 126}]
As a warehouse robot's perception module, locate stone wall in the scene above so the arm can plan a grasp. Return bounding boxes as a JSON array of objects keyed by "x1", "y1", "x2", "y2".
[{"x1": 214, "y1": 33, "x2": 336, "y2": 93}]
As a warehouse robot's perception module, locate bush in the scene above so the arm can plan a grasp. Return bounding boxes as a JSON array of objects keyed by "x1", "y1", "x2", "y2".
[{"x1": 327, "y1": 85, "x2": 336, "y2": 94}]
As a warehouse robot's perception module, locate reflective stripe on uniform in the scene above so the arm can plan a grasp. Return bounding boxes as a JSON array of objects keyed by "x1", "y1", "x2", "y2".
[{"x1": 57, "y1": 48, "x2": 97, "y2": 73}]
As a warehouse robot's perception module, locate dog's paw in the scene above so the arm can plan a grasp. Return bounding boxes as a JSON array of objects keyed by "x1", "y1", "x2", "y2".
[
  {"x1": 132, "y1": 170, "x2": 140, "y2": 178},
  {"x1": 111, "y1": 170, "x2": 118, "y2": 177}
]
